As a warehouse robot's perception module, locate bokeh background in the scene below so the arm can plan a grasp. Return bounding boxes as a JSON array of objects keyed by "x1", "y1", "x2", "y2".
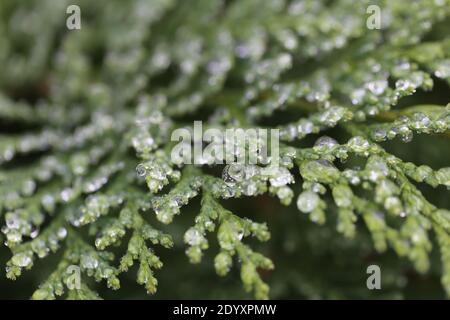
[{"x1": 0, "y1": 0, "x2": 449, "y2": 299}]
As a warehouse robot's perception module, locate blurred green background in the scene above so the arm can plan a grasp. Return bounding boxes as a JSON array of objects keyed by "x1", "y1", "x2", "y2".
[{"x1": 0, "y1": 0, "x2": 449, "y2": 299}]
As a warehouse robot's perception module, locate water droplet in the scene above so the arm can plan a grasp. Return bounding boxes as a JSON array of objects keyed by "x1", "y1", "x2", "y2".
[
  {"x1": 276, "y1": 186, "x2": 293, "y2": 202},
  {"x1": 30, "y1": 227, "x2": 39, "y2": 239},
  {"x1": 57, "y1": 227, "x2": 67, "y2": 239},
  {"x1": 204, "y1": 221, "x2": 214, "y2": 230},
  {"x1": 22, "y1": 180, "x2": 36, "y2": 196},
  {"x1": 84, "y1": 177, "x2": 108, "y2": 193},
  {"x1": 244, "y1": 165, "x2": 259, "y2": 179},
  {"x1": 136, "y1": 163, "x2": 147, "y2": 177},
  {"x1": 41, "y1": 194, "x2": 55, "y2": 212},
  {"x1": 400, "y1": 131, "x2": 413, "y2": 143},
  {"x1": 156, "y1": 210, "x2": 171, "y2": 224},
  {"x1": 12, "y1": 252, "x2": 32, "y2": 267},
  {"x1": 5, "y1": 213, "x2": 20, "y2": 230},
  {"x1": 434, "y1": 60, "x2": 450, "y2": 79},
  {"x1": 343, "y1": 170, "x2": 361, "y2": 185},
  {"x1": 132, "y1": 135, "x2": 155, "y2": 152},
  {"x1": 60, "y1": 188, "x2": 74, "y2": 203},
  {"x1": 387, "y1": 127, "x2": 399, "y2": 140},
  {"x1": 148, "y1": 111, "x2": 164, "y2": 124},
  {"x1": 278, "y1": 29, "x2": 298, "y2": 50},
  {"x1": 347, "y1": 136, "x2": 370, "y2": 152},
  {"x1": 350, "y1": 88, "x2": 365, "y2": 105},
  {"x1": 394, "y1": 61, "x2": 411, "y2": 72},
  {"x1": 384, "y1": 196, "x2": 403, "y2": 216},
  {"x1": 3, "y1": 146, "x2": 14, "y2": 161},
  {"x1": 243, "y1": 182, "x2": 257, "y2": 196},
  {"x1": 309, "y1": 183, "x2": 322, "y2": 194},
  {"x1": 395, "y1": 79, "x2": 415, "y2": 92},
  {"x1": 296, "y1": 191, "x2": 320, "y2": 213},
  {"x1": 365, "y1": 80, "x2": 388, "y2": 96},
  {"x1": 320, "y1": 106, "x2": 347, "y2": 126},
  {"x1": 313, "y1": 136, "x2": 338, "y2": 151},
  {"x1": 410, "y1": 112, "x2": 431, "y2": 130},
  {"x1": 236, "y1": 229, "x2": 244, "y2": 241},
  {"x1": 297, "y1": 120, "x2": 314, "y2": 135},
  {"x1": 184, "y1": 228, "x2": 203, "y2": 246},
  {"x1": 222, "y1": 164, "x2": 244, "y2": 183},
  {"x1": 277, "y1": 53, "x2": 292, "y2": 69},
  {"x1": 6, "y1": 230, "x2": 22, "y2": 243},
  {"x1": 366, "y1": 156, "x2": 389, "y2": 182},
  {"x1": 371, "y1": 128, "x2": 387, "y2": 141},
  {"x1": 81, "y1": 254, "x2": 99, "y2": 269},
  {"x1": 32, "y1": 239, "x2": 49, "y2": 258},
  {"x1": 269, "y1": 167, "x2": 293, "y2": 187}
]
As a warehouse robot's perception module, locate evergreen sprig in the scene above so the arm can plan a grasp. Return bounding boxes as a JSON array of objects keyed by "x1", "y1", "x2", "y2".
[{"x1": 0, "y1": 0, "x2": 449, "y2": 299}]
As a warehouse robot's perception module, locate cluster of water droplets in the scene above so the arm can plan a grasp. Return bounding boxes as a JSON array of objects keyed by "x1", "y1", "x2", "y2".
[
  {"x1": 152, "y1": 176, "x2": 201, "y2": 224},
  {"x1": 433, "y1": 59, "x2": 450, "y2": 80},
  {"x1": 94, "y1": 220, "x2": 127, "y2": 250},
  {"x1": 70, "y1": 194, "x2": 124, "y2": 227},
  {"x1": 83, "y1": 162, "x2": 125, "y2": 195},
  {"x1": 137, "y1": 154, "x2": 181, "y2": 193},
  {"x1": 279, "y1": 106, "x2": 351, "y2": 142},
  {"x1": 371, "y1": 109, "x2": 449, "y2": 143},
  {"x1": 77, "y1": 248, "x2": 120, "y2": 289},
  {"x1": 0, "y1": 130, "x2": 60, "y2": 165},
  {"x1": 6, "y1": 225, "x2": 67, "y2": 279},
  {"x1": 1, "y1": 210, "x2": 41, "y2": 247},
  {"x1": 220, "y1": 162, "x2": 295, "y2": 203}
]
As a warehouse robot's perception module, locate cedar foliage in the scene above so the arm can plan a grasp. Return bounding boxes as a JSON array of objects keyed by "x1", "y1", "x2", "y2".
[{"x1": 0, "y1": 0, "x2": 449, "y2": 299}]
